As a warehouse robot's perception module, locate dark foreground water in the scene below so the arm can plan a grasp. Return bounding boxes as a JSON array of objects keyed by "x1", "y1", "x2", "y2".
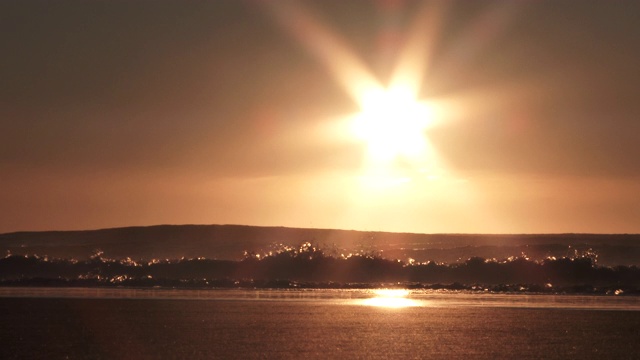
[{"x1": 1, "y1": 288, "x2": 639, "y2": 359}]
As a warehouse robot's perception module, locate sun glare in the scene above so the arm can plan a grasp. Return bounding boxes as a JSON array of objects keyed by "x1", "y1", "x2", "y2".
[
  {"x1": 352, "y1": 86, "x2": 433, "y2": 162},
  {"x1": 360, "y1": 289, "x2": 420, "y2": 308}
]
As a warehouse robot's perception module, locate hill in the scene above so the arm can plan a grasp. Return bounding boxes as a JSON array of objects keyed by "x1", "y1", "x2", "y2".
[{"x1": 1, "y1": 224, "x2": 639, "y2": 266}]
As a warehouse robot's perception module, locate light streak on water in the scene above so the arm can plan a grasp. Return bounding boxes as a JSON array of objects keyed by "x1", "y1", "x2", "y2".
[{"x1": 0, "y1": 287, "x2": 639, "y2": 311}]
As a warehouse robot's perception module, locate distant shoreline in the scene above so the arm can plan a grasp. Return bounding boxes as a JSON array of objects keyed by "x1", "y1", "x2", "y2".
[
  {"x1": 2, "y1": 224, "x2": 640, "y2": 266},
  {"x1": 1, "y1": 280, "x2": 638, "y2": 296},
  {"x1": 3, "y1": 226, "x2": 639, "y2": 294}
]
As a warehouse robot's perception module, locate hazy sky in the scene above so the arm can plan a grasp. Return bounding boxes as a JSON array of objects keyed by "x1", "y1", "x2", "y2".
[{"x1": 1, "y1": 0, "x2": 639, "y2": 233}]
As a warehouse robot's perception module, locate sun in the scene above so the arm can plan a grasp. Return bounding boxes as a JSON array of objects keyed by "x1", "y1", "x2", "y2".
[{"x1": 352, "y1": 86, "x2": 433, "y2": 162}]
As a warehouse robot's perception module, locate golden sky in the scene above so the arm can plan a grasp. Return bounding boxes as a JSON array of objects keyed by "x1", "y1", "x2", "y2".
[{"x1": 1, "y1": 0, "x2": 639, "y2": 233}]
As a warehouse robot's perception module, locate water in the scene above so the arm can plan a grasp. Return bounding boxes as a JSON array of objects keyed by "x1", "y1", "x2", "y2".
[
  {"x1": 1, "y1": 288, "x2": 639, "y2": 359},
  {"x1": 1, "y1": 287, "x2": 639, "y2": 310}
]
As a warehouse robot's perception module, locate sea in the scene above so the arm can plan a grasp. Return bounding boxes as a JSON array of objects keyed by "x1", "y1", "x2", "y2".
[{"x1": 1, "y1": 287, "x2": 639, "y2": 359}]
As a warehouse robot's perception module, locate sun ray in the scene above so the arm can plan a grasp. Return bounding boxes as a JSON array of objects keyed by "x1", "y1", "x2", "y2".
[
  {"x1": 388, "y1": 0, "x2": 448, "y2": 95},
  {"x1": 429, "y1": 1, "x2": 528, "y2": 86},
  {"x1": 264, "y1": 1, "x2": 381, "y2": 104}
]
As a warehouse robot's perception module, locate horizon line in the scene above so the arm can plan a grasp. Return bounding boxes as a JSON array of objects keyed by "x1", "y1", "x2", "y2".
[{"x1": 2, "y1": 223, "x2": 638, "y2": 237}]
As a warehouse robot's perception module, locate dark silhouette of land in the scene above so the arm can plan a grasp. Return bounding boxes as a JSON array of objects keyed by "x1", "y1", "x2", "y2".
[
  {"x1": 1, "y1": 224, "x2": 640, "y2": 266},
  {"x1": 1, "y1": 241, "x2": 639, "y2": 294},
  {"x1": 2, "y1": 225, "x2": 639, "y2": 293}
]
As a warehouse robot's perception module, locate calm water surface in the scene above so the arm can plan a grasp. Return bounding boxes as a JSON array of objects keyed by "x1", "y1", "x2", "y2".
[{"x1": 1, "y1": 288, "x2": 638, "y2": 359}]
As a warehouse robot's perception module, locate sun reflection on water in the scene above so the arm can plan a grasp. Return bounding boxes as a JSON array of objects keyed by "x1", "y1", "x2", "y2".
[{"x1": 360, "y1": 289, "x2": 421, "y2": 308}]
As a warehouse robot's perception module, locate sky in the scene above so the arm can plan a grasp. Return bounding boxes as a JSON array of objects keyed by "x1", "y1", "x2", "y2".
[{"x1": 1, "y1": 0, "x2": 639, "y2": 234}]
